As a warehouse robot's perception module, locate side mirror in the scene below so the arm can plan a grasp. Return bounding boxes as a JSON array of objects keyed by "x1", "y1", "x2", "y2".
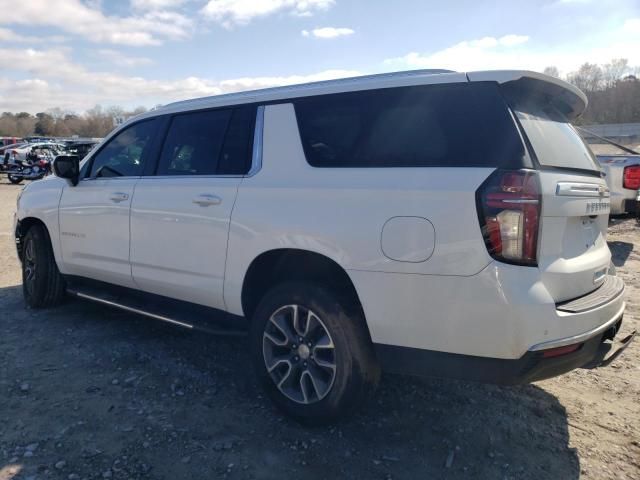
[{"x1": 53, "y1": 155, "x2": 80, "y2": 186}]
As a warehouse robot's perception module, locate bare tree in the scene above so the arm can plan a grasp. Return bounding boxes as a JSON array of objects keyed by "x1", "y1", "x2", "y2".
[
  {"x1": 0, "y1": 105, "x2": 149, "y2": 137},
  {"x1": 543, "y1": 66, "x2": 560, "y2": 78},
  {"x1": 567, "y1": 63, "x2": 604, "y2": 93},
  {"x1": 602, "y1": 58, "x2": 629, "y2": 88}
]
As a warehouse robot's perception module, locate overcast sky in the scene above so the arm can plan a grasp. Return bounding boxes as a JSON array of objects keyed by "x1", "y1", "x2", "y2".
[{"x1": 0, "y1": 0, "x2": 639, "y2": 113}]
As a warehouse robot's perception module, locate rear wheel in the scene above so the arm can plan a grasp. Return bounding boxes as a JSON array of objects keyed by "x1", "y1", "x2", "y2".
[
  {"x1": 22, "y1": 224, "x2": 66, "y2": 308},
  {"x1": 250, "y1": 282, "x2": 380, "y2": 423}
]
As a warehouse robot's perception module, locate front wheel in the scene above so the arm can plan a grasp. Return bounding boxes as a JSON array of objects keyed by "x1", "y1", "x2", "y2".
[
  {"x1": 22, "y1": 224, "x2": 66, "y2": 308},
  {"x1": 8, "y1": 173, "x2": 22, "y2": 184},
  {"x1": 250, "y1": 282, "x2": 380, "y2": 423}
]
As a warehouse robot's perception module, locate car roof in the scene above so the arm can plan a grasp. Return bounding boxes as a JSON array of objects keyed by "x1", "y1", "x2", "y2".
[
  {"x1": 128, "y1": 68, "x2": 587, "y2": 124},
  {"x1": 148, "y1": 69, "x2": 461, "y2": 117}
]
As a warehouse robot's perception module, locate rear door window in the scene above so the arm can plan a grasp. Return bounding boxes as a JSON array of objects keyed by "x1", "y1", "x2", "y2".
[
  {"x1": 293, "y1": 82, "x2": 525, "y2": 168},
  {"x1": 157, "y1": 106, "x2": 254, "y2": 176}
]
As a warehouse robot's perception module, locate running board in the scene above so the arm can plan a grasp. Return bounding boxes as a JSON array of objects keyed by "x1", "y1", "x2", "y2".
[{"x1": 65, "y1": 278, "x2": 247, "y2": 337}]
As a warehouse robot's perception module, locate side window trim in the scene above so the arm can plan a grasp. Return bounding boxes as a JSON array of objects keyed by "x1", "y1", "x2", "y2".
[
  {"x1": 144, "y1": 115, "x2": 171, "y2": 177},
  {"x1": 78, "y1": 105, "x2": 260, "y2": 181},
  {"x1": 246, "y1": 105, "x2": 264, "y2": 177},
  {"x1": 82, "y1": 118, "x2": 158, "y2": 181}
]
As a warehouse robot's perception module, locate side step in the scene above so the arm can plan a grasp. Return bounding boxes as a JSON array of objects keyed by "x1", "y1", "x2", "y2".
[{"x1": 65, "y1": 277, "x2": 248, "y2": 337}]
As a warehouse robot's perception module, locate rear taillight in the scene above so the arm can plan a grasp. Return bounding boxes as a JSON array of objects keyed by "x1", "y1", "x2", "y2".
[
  {"x1": 623, "y1": 165, "x2": 640, "y2": 190},
  {"x1": 476, "y1": 169, "x2": 541, "y2": 266}
]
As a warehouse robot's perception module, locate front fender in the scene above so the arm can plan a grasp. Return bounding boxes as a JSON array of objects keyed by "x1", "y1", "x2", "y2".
[{"x1": 15, "y1": 176, "x2": 66, "y2": 270}]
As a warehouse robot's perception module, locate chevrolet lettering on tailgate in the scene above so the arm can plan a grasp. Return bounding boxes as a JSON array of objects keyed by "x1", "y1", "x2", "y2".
[{"x1": 586, "y1": 201, "x2": 610, "y2": 214}]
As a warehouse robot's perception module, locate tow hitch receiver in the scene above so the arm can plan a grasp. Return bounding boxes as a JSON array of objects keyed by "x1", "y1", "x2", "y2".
[{"x1": 593, "y1": 331, "x2": 637, "y2": 368}]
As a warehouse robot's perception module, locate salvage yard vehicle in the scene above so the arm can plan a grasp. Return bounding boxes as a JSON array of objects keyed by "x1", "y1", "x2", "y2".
[
  {"x1": 581, "y1": 129, "x2": 640, "y2": 215},
  {"x1": 4, "y1": 142, "x2": 65, "y2": 164},
  {"x1": 14, "y1": 69, "x2": 634, "y2": 422},
  {"x1": 0, "y1": 136, "x2": 22, "y2": 147},
  {"x1": 1, "y1": 142, "x2": 27, "y2": 162}
]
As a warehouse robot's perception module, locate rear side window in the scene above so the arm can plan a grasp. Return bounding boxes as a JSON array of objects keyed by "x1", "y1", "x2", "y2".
[
  {"x1": 293, "y1": 82, "x2": 525, "y2": 168},
  {"x1": 157, "y1": 106, "x2": 254, "y2": 176}
]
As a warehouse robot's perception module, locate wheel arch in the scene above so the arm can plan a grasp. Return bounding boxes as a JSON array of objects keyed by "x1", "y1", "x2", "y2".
[
  {"x1": 15, "y1": 216, "x2": 49, "y2": 262},
  {"x1": 240, "y1": 248, "x2": 369, "y2": 333}
]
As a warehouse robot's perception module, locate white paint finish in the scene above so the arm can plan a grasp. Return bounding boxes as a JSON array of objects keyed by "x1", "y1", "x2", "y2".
[
  {"x1": 15, "y1": 175, "x2": 66, "y2": 266},
  {"x1": 58, "y1": 178, "x2": 137, "y2": 287},
  {"x1": 350, "y1": 262, "x2": 625, "y2": 359},
  {"x1": 536, "y1": 170, "x2": 611, "y2": 302},
  {"x1": 96, "y1": 69, "x2": 581, "y2": 130},
  {"x1": 130, "y1": 176, "x2": 241, "y2": 309},
  {"x1": 223, "y1": 104, "x2": 494, "y2": 315},
  {"x1": 466, "y1": 70, "x2": 588, "y2": 117},
  {"x1": 381, "y1": 216, "x2": 435, "y2": 263},
  {"x1": 16, "y1": 68, "x2": 626, "y2": 370},
  {"x1": 154, "y1": 71, "x2": 468, "y2": 118}
]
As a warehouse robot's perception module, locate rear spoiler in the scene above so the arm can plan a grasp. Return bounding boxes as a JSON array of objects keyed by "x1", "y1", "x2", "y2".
[{"x1": 466, "y1": 70, "x2": 588, "y2": 121}]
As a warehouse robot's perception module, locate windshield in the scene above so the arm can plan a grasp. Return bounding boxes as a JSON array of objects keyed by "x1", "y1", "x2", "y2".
[{"x1": 515, "y1": 105, "x2": 600, "y2": 172}]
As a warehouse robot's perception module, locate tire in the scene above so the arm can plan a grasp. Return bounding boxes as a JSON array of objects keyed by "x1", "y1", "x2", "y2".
[
  {"x1": 22, "y1": 224, "x2": 66, "y2": 308},
  {"x1": 250, "y1": 282, "x2": 380, "y2": 423},
  {"x1": 8, "y1": 174, "x2": 22, "y2": 184}
]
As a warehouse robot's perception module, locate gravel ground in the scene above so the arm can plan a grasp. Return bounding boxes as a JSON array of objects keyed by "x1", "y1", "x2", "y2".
[{"x1": 1, "y1": 181, "x2": 638, "y2": 480}]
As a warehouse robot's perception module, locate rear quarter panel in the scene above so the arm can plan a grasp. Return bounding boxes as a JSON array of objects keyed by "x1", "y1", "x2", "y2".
[{"x1": 224, "y1": 103, "x2": 495, "y2": 315}]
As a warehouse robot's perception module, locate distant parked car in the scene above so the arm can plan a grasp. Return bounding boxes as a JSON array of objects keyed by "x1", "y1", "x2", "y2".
[
  {"x1": 581, "y1": 128, "x2": 640, "y2": 215},
  {"x1": 2, "y1": 143, "x2": 28, "y2": 166},
  {"x1": 4, "y1": 142, "x2": 65, "y2": 164},
  {"x1": 0, "y1": 137, "x2": 22, "y2": 147}
]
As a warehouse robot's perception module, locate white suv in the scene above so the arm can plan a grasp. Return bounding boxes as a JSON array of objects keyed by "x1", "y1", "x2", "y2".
[{"x1": 14, "y1": 69, "x2": 631, "y2": 422}]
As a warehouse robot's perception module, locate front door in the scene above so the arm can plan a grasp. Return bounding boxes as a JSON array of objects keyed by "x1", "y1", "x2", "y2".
[{"x1": 58, "y1": 119, "x2": 157, "y2": 287}]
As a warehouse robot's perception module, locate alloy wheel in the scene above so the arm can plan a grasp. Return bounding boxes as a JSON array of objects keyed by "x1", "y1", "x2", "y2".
[
  {"x1": 262, "y1": 304, "x2": 337, "y2": 404},
  {"x1": 23, "y1": 238, "x2": 37, "y2": 297}
]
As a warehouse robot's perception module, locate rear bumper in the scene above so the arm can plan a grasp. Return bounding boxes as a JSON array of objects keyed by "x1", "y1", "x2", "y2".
[
  {"x1": 375, "y1": 315, "x2": 630, "y2": 385},
  {"x1": 609, "y1": 189, "x2": 637, "y2": 215},
  {"x1": 351, "y1": 262, "x2": 627, "y2": 360}
]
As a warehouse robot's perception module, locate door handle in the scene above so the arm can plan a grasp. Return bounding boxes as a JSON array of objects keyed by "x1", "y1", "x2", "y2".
[
  {"x1": 193, "y1": 194, "x2": 222, "y2": 207},
  {"x1": 109, "y1": 192, "x2": 129, "y2": 203}
]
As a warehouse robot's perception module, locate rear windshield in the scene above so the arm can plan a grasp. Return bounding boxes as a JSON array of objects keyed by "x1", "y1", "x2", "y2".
[
  {"x1": 514, "y1": 105, "x2": 601, "y2": 172},
  {"x1": 293, "y1": 82, "x2": 526, "y2": 168}
]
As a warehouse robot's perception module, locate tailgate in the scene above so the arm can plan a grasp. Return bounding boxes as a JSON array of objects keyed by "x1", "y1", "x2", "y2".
[
  {"x1": 504, "y1": 78, "x2": 612, "y2": 302},
  {"x1": 537, "y1": 170, "x2": 611, "y2": 302}
]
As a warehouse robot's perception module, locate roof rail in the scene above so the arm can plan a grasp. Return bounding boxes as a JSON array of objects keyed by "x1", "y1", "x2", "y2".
[{"x1": 162, "y1": 69, "x2": 456, "y2": 110}]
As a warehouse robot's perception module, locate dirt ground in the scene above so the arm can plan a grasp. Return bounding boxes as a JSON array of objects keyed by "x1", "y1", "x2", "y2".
[{"x1": 1, "y1": 180, "x2": 638, "y2": 480}]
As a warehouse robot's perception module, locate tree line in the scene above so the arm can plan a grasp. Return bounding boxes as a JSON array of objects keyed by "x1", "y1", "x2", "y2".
[
  {"x1": 1, "y1": 58, "x2": 639, "y2": 138},
  {"x1": 0, "y1": 105, "x2": 148, "y2": 139},
  {"x1": 544, "y1": 58, "x2": 640, "y2": 124}
]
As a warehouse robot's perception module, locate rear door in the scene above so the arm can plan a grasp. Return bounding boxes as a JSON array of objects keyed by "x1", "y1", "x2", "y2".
[
  {"x1": 511, "y1": 99, "x2": 611, "y2": 302},
  {"x1": 129, "y1": 105, "x2": 255, "y2": 309}
]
